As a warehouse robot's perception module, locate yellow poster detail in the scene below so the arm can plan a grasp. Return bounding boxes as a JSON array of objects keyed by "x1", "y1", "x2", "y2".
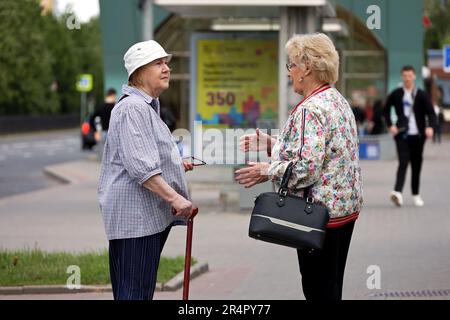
[{"x1": 196, "y1": 38, "x2": 278, "y2": 128}]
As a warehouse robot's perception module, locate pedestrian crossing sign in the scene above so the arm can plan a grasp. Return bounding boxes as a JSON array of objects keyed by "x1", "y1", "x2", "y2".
[
  {"x1": 76, "y1": 74, "x2": 93, "y2": 92},
  {"x1": 444, "y1": 45, "x2": 450, "y2": 73}
]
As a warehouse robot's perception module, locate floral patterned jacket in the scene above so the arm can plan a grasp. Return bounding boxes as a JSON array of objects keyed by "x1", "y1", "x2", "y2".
[{"x1": 268, "y1": 86, "x2": 363, "y2": 226}]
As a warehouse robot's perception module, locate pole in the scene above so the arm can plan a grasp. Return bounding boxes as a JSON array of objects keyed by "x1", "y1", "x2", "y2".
[
  {"x1": 141, "y1": 0, "x2": 153, "y2": 41},
  {"x1": 80, "y1": 92, "x2": 87, "y2": 124}
]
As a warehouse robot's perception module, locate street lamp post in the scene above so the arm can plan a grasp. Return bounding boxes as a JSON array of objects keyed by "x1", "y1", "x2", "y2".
[{"x1": 140, "y1": 0, "x2": 154, "y2": 40}]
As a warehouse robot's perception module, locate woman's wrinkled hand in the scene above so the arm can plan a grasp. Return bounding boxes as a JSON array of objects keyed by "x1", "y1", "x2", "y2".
[
  {"x1": 235, "y1": 162, "x2": 270, "y2": 188},
  {"x1": 182, "y1": 160, "x2": 194, "y2": 172},
  {"x1": 170, "y1": 195, "x2": 193, "y2": 217},
  {"x1": 240, "y1": 128, "x2": 273, "y2": 153}
]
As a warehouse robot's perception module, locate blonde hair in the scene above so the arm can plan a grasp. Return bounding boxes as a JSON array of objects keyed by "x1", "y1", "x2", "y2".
[{"x1": 285, "y1": 33, "x2": 339, "y2": 84}]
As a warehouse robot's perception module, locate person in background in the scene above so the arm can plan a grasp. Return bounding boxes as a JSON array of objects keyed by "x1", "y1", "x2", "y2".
[
  {"x1": 160, "y1": 103, "x2": 177, "y2": 133},
  {"x1": 159, "y1": 99, "x2": 183, "y2": 156},
  {"x1": 433, "y1": 86, "x2": 444, "y2": 144},
  {"x1": 90, "y1": 88, "x2": 117, "y2": 144},
  {"x1": 433, "y1": 105, "x2": 444, "y2": 144},
  {"x1": 383, "y1": 65, "x2": 437, "y2": 207},
  {"x1": 351, "y1": 103, "x2": 366, "y2": 136},
  {"x1": 369, "y1": 99, "x2": 386, "y2": 135}
]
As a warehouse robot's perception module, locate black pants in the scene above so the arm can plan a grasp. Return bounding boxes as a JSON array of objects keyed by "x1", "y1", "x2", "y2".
[
  {"x1": 297, "y1": 221, "x2": 355, "y2": 301},
  {"x1": 108, "y1": 225, "x2": 171, "y2": 300},
  {"x1": 394, "y1": 134, "x2": 426, "y2": 195},
  {"x1": 433, "y1": 125, "x2": 441, "y2": 144}
]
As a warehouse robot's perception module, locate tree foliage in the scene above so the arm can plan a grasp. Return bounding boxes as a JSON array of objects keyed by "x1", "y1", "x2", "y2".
[
  {"x1": 0, "y1": 0, "x2": 58, "y2": 115},
  {"x1": 424, "y1": 0, "x2": 450, "y2": 50},
  {"x1": 0, "y1": 0, "x2": 104, "y2": 116}
]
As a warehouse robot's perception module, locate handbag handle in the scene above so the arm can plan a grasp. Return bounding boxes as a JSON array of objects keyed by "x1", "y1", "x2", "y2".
[
  {"x1": 279, "y1": 162, "x2": 295, "y2": 196},
  {"x1": 276, "y1": 163, "x2": 292, "y2": 207},
  {"x1": 277, "y1": 108, "x2": 311, "y2": 199},
  {"x1": 278, "y1": 162, "x2": 312, "y2": 200}
]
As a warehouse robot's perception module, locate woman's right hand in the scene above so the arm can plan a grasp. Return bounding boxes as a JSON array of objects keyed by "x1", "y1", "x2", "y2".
[
  {"x1": 240, "y1": 128, "x2": 274, "y2": 153},
  {"x1": 171, "y1": 195, "x2": 194, "y2": 217}
]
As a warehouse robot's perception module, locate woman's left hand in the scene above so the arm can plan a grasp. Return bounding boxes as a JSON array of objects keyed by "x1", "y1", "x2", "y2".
[
  {"x1": 235, "y1": 162, "x2": 270, "y2": 188},
  {"x1": 183, "y1": 160, "x2": 194, "y2": 172}
]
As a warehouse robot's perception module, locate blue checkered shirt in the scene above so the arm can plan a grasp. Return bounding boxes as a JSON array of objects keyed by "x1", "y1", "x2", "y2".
[{"x1": 98, "y1": 85, "x2": 188, "y2": 240}]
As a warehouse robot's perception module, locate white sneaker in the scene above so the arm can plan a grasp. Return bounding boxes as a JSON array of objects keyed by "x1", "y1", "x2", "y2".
[
  {"x1": 413, "y1": 195, "x2": 424, "y2": 207},
  {"x1": 390, "y1": 191, "x2": 403, "y2": 207}
]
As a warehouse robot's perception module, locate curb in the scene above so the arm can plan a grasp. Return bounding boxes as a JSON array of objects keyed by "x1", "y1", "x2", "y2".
[
  {"x1": 0, "y1": 285, "x2": 112, "y2": 295},
  {"x1": 42, "y1": 162, "x2": 95, "y2": 185},
  {"x1": 162, "y1": 262, "x2": 209, "y2": 291},
  {"x1": 0, "y1": 262, "x2": 209, "y2": 295},
  {"x1": 42, "y1": 167, "x2": 71, "y2": 185}
]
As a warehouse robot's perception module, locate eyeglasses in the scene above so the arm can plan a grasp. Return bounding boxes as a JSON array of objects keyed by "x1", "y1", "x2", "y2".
[
  {"x1": 286, "y1": 62, "x2": 296, "y2": 72},
  {"x1": 182, "y1": 156, "x2": 207, "y2": 166}
]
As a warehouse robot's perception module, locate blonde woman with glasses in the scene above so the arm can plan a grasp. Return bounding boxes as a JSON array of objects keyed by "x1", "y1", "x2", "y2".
[{"x1": 236, "y1": 33, "x2": 363, "y2": 301}]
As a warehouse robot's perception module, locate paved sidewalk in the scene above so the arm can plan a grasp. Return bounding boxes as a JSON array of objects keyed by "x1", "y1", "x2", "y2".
[{"x1": 1, "y1": 138, "x2": 450, "y2": 300}]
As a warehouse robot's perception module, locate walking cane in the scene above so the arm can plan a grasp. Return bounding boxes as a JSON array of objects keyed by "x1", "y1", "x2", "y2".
[{"x1": 183, "y1": 207, "x2": 198, "y2": 300}]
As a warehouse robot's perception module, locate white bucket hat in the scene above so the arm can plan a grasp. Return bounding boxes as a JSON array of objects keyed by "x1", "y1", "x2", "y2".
[{"x1": 123, "y1": 40, "x2": 172, "y2": 79}]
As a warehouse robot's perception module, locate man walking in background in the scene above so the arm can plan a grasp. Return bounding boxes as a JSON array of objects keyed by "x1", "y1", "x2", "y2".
[{"x1": 384, "y1": 65, "x2": 437, "y2": 207}]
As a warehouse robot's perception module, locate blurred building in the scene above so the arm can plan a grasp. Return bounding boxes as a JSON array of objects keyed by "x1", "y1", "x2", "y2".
[{"x1": 98, "y1": 0, "x2": 425, "y2": 132}]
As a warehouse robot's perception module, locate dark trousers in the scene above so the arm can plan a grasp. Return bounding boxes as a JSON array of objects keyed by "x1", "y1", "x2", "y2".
[
  {"x1": 297, "y1": 221, "x2": 355, "y2": 301},
  {"x1": 433, "y1": 125, "x2": 441, "y2": 144},
  {"x1": 108, "y1": 225, "x2": 171, "y2": 300},
  {"x1": 394, "y1": 134, "x2": 426, "y2": 195}
]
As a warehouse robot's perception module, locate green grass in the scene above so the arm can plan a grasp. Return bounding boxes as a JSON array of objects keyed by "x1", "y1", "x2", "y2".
[{"x1": 0, "y1": 249, "x2": 195, "y2": 286}]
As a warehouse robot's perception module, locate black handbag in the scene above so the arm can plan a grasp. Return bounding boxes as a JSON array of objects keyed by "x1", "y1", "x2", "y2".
[{"x1": 248, "y1": 162, "x2": 330, "y2": 250}]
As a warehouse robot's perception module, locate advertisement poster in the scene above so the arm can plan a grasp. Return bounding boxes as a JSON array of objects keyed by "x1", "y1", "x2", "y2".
[{"x1": 194, "y1": 35, "x2": 278, "y2": 128}]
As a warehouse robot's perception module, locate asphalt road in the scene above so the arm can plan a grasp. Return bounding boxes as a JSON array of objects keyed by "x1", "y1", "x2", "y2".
[{"x1": 0, "y1": 129, "x2": 94, "y2": 198}]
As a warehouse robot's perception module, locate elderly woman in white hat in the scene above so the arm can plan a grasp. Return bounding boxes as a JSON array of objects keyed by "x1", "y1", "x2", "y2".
[{"x1": 98, "y1": 40, "x2": 196, "y2": 300}]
